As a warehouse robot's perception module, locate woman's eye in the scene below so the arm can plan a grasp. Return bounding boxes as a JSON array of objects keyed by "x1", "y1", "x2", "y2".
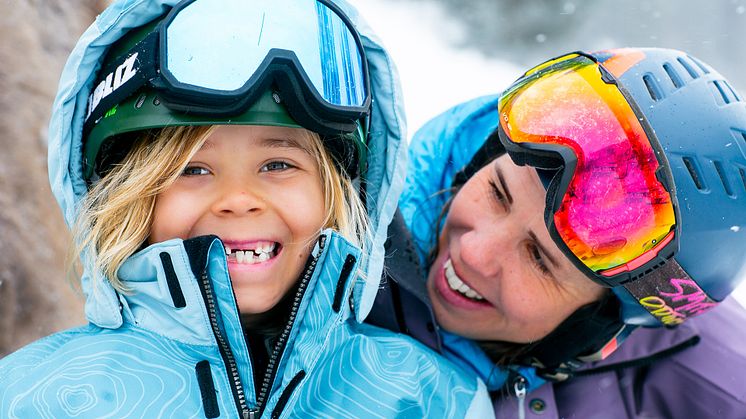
[
  {"x1": 528, "y1": 243, "x2": 552, "y2": 276},
  {"x1": 182, "y1": 166, "x2": 210, "y2": 176},
  {"x1": 488, "y1": 179, "x2": 509, "y2": 211},
  {"x1": 261, "y1": 161, "x2": 293, "y2": 172}
]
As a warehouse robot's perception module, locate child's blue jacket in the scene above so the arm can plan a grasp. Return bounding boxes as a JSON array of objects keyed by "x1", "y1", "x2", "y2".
[{"x1": 0, "y1": 1, "x2": 491, "y2": 417}]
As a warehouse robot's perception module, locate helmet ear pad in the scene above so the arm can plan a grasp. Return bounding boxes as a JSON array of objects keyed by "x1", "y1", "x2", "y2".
[{"x1": 89, "y1": 132, "x2": 140, "y2": 181}]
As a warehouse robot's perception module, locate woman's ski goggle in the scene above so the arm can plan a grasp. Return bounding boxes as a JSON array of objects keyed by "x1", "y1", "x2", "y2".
[
  {"x1": 498, "y1": 52, "x2": 679, "y2": 287},
  {"x1": 84, "y1": 0, "x2": 370, "y2": 137}
]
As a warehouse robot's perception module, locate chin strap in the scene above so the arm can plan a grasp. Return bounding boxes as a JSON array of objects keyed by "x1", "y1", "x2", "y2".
[
  {"x1": 571, "y1": 334, "x2": 700, "y2": 378},
  {"x1": 518, "y1": 292, "x2": 629, "y2": 381}
]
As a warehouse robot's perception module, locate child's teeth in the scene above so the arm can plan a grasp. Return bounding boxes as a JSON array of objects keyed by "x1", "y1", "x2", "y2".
[{"x1": 226, "y1": 242, "x2": 279, "y2": 264}]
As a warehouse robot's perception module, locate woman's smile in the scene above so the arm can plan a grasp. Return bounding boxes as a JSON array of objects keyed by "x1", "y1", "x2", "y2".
[{"x1": 433, "y1": 254, "x2": 494, "y2": 310}]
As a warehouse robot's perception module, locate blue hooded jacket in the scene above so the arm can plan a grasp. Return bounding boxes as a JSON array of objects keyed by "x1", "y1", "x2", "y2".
[
  {"x1": 393, "y1": 94, "x2": 543, "y2": 391},
  {"x1": 0, "y1": 1, "x2": 492, "y2": 417}
]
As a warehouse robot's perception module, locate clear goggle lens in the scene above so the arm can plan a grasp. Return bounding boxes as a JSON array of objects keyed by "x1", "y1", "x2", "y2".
[{"x1": 165, "y1": 0, "x2": 366, "y2": 107}]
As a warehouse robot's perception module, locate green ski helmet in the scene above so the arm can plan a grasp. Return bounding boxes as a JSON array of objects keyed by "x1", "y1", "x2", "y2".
[{"x1": 83, "y1": 0, "x2": 370, "y2": 181}]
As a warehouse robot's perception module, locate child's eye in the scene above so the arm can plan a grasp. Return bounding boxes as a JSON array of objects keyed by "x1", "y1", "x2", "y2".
[
  {"x1": 261, "y1": 161, "x2": 293, "y2": 172},
  {"x1": 182, "y1": 166, "x2": 210, "y2": 176}
]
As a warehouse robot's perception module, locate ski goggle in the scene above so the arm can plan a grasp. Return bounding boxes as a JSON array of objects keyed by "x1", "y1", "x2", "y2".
[
  {"x1": 83, "y1": 0, "x2": 370, "y2": 137},
  {"x1": 498, "y1": 52, "x2": 679, "y2": 287}
]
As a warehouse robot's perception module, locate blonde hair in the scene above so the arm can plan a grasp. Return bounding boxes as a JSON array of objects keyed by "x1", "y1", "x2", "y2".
[{"x1": 72, "y1": 125, "x2": 368, "y2": 293}]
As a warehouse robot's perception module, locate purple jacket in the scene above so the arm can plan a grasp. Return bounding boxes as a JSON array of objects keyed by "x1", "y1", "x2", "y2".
[
  {"x1": 369, "y1": 222, "x2": 746, "y2": 418},
  {"x1": 493, "y1": 297, "x2": 746, "y2": 418}
]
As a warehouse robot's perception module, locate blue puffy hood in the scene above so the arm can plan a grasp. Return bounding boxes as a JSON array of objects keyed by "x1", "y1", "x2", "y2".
[{"x1": 47, "y1": 0, "x2": 407, "y2": 327}]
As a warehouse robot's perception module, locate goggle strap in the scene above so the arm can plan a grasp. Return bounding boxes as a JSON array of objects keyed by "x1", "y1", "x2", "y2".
[
  {"x1": 622, "y1": 259, "x2": 718, "y2": 326},
  {"x1": 83, "y1": 30, "x2": 160, "y2": 135}
]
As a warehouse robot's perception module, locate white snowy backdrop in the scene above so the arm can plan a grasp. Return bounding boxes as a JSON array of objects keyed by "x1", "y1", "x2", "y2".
[{"x1": 348, "y1": 0, "x2": 746, "y2": 307}]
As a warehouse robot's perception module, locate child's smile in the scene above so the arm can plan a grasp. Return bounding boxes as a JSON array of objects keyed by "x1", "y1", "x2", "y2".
[
  {"x1": 149, "y1": 125, "x2": 326, "y2": 323},
  {"x1": 224, "y1": 240, "x2": 281, "y2": 265}
]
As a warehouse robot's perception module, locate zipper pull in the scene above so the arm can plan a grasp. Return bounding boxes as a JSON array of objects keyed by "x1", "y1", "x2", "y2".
[{"x1": 513, "y1": 375, "x2": 527, "y2": 419}]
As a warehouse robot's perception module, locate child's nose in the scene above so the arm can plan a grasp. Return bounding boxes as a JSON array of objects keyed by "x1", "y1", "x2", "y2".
[{"x1": 211, "y1": 180, "x2": 266, "y2": 216}]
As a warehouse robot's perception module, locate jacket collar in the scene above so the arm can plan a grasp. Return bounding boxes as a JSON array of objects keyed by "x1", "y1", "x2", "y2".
[{"x1": 115, "y1": 230, "x2": 360, "y2": 346}]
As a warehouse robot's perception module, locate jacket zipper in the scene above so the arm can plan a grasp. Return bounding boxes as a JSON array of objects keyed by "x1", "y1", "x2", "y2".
[
  {"x1": 254, "y1": 235, "x2": 326, "y2": 417},
  {"x1": 198, "y1": 269, "x2": 251, "y2": 418},
  {"x1": 198, "y1": 235, "x2": 326, "y2": 419},
  {"x1": 512, "y1": 375, "x2": 527, "y2": 419}
]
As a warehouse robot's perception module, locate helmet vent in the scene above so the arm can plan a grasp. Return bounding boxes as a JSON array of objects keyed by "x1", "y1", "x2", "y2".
[
  {"x1": 739, "y1": 168, "x2": 746, "y2": 194},
  {"x1": 710, "y1": 81, "x2": 732, "y2": 105},
  {"x1": 712, "y1": 160, "x2": 735, "y2": 197},
  {"x1": 688, "y1": 55, "x2": 711, "y2": 75},
  {"x1": 643, "y1": 74, "x2": 664, "y2": 101},
  {"x1": 676, "y1": 57, "x2": 699, "y2": 79},
  {"x1": 722, "y1": 80, "x2": 742, "y2": 102},
  {"x1": 682, "y1": 156, "x2": 706, "y2": 191},
  {"x1": 717, "y1": 80, "x2": 739, "y2": 103},
  {"x1": 663, "y1": 63, "x2": 684, "y2": 89}
]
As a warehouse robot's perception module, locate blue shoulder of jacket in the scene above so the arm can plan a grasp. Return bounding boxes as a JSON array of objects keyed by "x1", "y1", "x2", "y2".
[
  {"x1": 0, "y1": 325, "x2": 96, "y2": 385},
  {"x1": 292, "y1": 321, "x2": 486, "y2": 418}
]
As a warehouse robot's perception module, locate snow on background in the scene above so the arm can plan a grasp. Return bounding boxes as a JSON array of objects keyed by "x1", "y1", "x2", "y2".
[
  {"x1": 347, "y1": 0, "x2": 746, "y2": 307},
  {"x1": 350, "y1": 0, "x2": 523, "y2": 135}
]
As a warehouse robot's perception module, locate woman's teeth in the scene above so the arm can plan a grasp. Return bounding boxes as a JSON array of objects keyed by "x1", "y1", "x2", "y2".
[
  {"x1": 444, "y1": 259, "x2": 484, "y2": 301},
  {"x1": 225, "y1": 242, "x2": 278, "y2": 264}
]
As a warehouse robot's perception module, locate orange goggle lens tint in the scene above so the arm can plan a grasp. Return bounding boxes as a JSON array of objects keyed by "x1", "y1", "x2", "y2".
[{"x1": 499, "y1": 55, "x2": 675, "y2": 275}]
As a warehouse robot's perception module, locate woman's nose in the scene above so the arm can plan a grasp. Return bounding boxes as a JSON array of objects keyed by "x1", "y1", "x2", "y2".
[
  {"x1": 211, "y1": 178, "x2": 265, "y2": 216},
  {"x1": 457, "y1": 225, "x2": 517, "y2": 279}
]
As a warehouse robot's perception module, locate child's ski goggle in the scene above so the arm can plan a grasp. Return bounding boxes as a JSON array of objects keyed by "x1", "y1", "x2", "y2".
[
  {"x1": 84, "y1": 0, "x2": 370, "y2": 137},
  {"x1": 497, "y1": 52, "x2": 679, "y2": 287}
]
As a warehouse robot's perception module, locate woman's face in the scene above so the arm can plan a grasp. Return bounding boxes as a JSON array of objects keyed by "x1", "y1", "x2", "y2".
[
  {"x1": 427, "y1": 154, "x2": 605, "y2": 343},
  {"x1": 150, "y1": 125, "x2": 325, "y2": 324}
]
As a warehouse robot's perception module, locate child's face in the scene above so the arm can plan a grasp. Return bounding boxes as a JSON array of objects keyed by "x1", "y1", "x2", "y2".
[{"x1": 150, "y1": 125, "x2": 325, "y2": 322}]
